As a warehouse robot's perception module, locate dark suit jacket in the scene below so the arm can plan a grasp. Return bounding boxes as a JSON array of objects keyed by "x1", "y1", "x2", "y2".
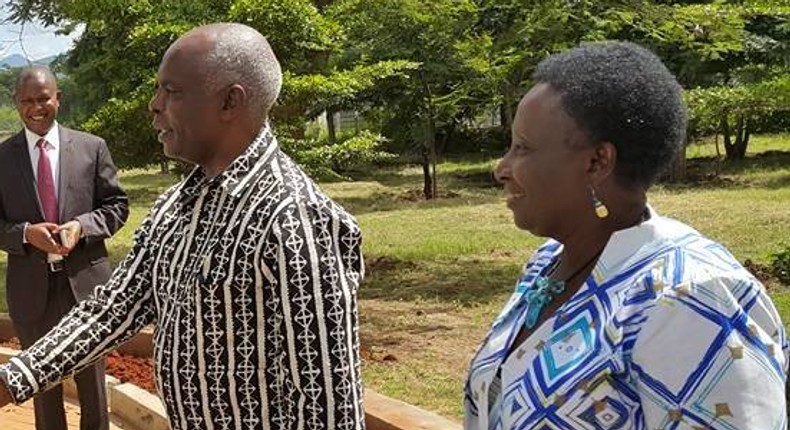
[{"x1": 0, "y1": 125, "x2": 129, "y2": 322}]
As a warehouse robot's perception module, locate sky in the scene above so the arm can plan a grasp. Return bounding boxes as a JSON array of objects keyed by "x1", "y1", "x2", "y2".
[{"x1": 0, "y1": 8, "x2": 81, "y2": 60}]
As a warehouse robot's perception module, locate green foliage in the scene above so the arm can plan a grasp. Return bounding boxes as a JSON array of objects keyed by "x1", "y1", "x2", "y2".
[
  {"x1": 1, "y1": 0, "x2": 413, "y2": 176},
  {"x1": 686, "y1": 75, "x2": 790, "y2": 134},
  {"x1": 281, "y1": 60, "x2": 419, "y2": 119},
  {"x1": 0, "y1": 69, "x2": 22, "y2": 107},
  {"x1": 0, "y1": 106, "x2": 21, "y2": 134},
  {"x1": 81, "y1": 79, "x2": 164, "y2": 169},
  {"x1": 611, "y1": 2, "x2": 790, "y2": 159},
  {"x1": 281, "y1": 130, "x2": 395, "y2": 180},
  {"x1": 328, "y1": 0, "x2": 497, "y2": 196},
  {"x1": 771, "y1": 245, "x2": 790, "y2": 285},
  {"x1": 229, "y1": 0, "x2": 340, "y2": 74},
  {"x1": 6, "y1": 0, "x2": 790, "y2": 173},
  {"x1": 314, "y1": 130, "x2": 396, "y2": 172}
]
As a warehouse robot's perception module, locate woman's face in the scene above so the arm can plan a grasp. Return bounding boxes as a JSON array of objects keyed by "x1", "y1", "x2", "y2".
[{"x1": 495, "y1": 83, "x2": 593, "y2": 238}]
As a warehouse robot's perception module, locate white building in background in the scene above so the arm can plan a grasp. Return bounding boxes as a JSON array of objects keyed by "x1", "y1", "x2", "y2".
[{"x1": 316, "y1": 110, "x2": 362, "y2": 134}]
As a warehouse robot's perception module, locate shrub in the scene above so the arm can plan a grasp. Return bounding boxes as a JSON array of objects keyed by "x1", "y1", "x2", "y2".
[
  {"x1": 770, "y1": 245, "x2": 790, "y2": 285},
  {"x1": 280, "y1": 131, "x2": 396, "y2": 181}
]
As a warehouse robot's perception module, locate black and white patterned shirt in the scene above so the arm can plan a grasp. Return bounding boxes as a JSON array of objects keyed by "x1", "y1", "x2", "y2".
[{"x1": 0, "y1": 126, "x2": 366, "y2": 430}]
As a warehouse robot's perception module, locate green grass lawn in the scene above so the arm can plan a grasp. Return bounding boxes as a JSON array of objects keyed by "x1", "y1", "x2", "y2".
[{"x1": 0, "y1": 134, "x2": 788, "y2": 420}]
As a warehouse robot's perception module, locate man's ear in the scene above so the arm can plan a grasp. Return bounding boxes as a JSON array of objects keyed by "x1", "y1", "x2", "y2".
[
  {"x1": 220, "y1": 84, "x2": 247, "y2": 120},
  {"x1": 588, "y1": 142, "x2": 617, "y2": 186}
]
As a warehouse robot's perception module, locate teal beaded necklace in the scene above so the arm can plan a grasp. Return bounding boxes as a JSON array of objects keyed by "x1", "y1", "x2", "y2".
[{"x1": 522, "y1": 250, "x2": 603, "y2": 329}]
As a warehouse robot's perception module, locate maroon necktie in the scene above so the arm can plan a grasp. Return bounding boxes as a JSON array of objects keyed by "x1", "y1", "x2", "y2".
[{"x1": 36, "y1": 138, "x2": 58, "y2": 223}]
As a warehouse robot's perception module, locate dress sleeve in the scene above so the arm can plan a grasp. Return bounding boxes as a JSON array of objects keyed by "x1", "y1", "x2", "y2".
[{"x1": 629, "y1": 272, "x2": 787, "y2": 430}]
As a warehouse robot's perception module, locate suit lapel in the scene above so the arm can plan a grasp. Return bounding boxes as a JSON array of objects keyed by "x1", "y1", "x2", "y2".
[
  {"x1": 58, "y1": 125, "x2": 74, "y2": 223},
  {"x1": 10, "y1": 130, "x2": 45, "y2": 221}
]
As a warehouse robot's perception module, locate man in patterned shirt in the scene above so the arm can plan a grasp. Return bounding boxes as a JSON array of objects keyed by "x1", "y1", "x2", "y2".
[{"x1": 0, "y1": 23, "x2": 366, "y2": 430}]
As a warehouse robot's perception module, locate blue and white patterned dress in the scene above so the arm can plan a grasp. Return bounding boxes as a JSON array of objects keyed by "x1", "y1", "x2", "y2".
[{"x1": 465, "y1": 208, "x2": 788, "y2": 430}]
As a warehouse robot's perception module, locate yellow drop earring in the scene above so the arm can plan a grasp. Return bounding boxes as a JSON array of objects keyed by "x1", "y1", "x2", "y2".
[{"x1": 590, "y1": 187, "x2": 609, "y2": 219}]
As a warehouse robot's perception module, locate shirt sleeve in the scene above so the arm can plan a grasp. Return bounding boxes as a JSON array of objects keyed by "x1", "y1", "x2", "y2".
[
  {"x1": 629, "y1": 272, "x2": 787, "y2": 430},
  {"x1": 261, "y1": 200, "x2": 365, "y2": 429},
  {"x1": 0, "y1": 200, "x2": 160, "y2": 404}
]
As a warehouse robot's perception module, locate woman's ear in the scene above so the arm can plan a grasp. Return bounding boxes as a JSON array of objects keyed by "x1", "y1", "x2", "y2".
[{"x1": 588, "y1": 142, "x2": 617, "y2": 186}]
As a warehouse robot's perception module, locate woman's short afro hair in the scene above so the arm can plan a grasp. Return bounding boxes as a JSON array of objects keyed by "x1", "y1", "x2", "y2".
[{"x1": 533, "y1": 41, "x2": 687, "y2": 188}]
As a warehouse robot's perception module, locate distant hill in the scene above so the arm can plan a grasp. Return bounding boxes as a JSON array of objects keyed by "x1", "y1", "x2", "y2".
[
  {"x1": 0, "y1": 54, "x2": 27, "y2": 69},
  {"x1": 33, "y1": 55, "x2": 58, "y2": 66},
  {"x1": 0, "y1": 54, "x2": 58, "y2": 69}
]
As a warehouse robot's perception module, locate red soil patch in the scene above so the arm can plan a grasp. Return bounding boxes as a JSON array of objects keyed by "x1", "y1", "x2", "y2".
[
  {"x1": 106, "y1": 350, "x2": 156, "y2": 394},
  {"x1": 0, "y1": 337, "x2": 156, "y2": 394}
]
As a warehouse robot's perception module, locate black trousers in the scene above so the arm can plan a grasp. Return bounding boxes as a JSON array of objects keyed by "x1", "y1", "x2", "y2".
[{"x1": 13, "y1": 270, "x2": 109, "y2": 430}]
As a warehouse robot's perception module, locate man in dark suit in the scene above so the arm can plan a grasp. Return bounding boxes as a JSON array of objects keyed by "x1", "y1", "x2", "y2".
[{"x1": 0, "y1": 66, "x2": 128, "y2": 430}]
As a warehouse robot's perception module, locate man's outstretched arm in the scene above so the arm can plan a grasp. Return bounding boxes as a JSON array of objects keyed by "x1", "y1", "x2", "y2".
[{"x1": 0, "y1": 201, "x2": 162, "y2": 406}]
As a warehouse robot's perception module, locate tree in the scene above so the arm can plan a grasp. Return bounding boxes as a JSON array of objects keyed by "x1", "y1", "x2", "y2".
[
  {"x1": 632, "y1": 2, "x2": 790, "y2": 162},
  {"x1": 476, "y1": 0, "x2": 641, "y2": 133},
  {"x1": 4, "y1": 0, "x2": 410, "y2": 176},
  {"x1": 475, "y1": 1, "x2": 790, "y2": 178},
  {"x1": 7, "y1": 0, "x2": 788, "y2": 182},
  {"x1": 329, "y1": 0, "x2": 495, "y2": 198}
]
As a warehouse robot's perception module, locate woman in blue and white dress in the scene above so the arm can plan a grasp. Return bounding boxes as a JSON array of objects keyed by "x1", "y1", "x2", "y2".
[{"x1": 465, "y1": 41, "x2": 787, "y2": 430}]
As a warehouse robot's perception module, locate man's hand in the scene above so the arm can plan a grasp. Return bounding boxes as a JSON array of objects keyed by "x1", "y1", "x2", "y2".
[
  {"x1": 24, "y1": 222, "x2": 67, "y2": 255},
  {"x1": 0, "y1": 379, "x2": 13, "y2": 408},
  {"x1": 54, "y1": 220, "x2": 82, "y2": 255}
]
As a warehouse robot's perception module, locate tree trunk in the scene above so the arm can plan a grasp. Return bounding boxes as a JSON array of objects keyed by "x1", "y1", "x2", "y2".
[
  {"x1": 721, "y1": 113, "x2": 733, "y2": 159},
  {"x1": 737, "y1": 118, "x2": 749, "y2": 159},
  {"x1": 159, "y1": 159, "x2": 169, "y2": 174},
  {"x1": 419, "y1": 73, "x2": 438, "y2": 200},
  {"x1": 714, "y1": 133, "x2": 722, "y2": 177},
  {"x1": 422, "y1": 116, "x2": 438, "y2": 200},
  {"x1": 326, "y1": 109, "x2": 337, "y2": 145},
  {"x1": 421, "y1": 146, "x2": 433, "y2": 200},
  {"x1": 501, "y1": 85, "x2": 516, "y2": 142},
  {"x1": 500, "y1": 103, "x2": 509, "y2": 130},
  {"x1": 668, "y1": 140, "x2": 687, "y2": 182},
  {"x1": 723, "y1": 114, "x2": 749, "y2": 161},
  {"x1": 431, "y1": 153, "x2": 437, "y2": 200}
]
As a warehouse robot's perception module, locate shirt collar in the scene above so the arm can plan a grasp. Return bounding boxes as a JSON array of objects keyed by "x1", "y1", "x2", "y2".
[
  {"x1": 25, "y1": 121, "x2": 60, "y2": 151},
  {"x1": 591, "y1": 205, "x2": 681, "y2": 285},
  {"x1": 178, "y1": 125, "x2": 277, "y2": 203}
]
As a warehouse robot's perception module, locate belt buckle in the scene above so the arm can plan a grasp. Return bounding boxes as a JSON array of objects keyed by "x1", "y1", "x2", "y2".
[{"x1": 48, "y1": 261, "x2": 64, "y2": 272}]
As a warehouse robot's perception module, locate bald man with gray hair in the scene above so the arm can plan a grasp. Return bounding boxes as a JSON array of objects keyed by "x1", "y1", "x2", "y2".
[
  {"x1": 204, "y1": 23, "x2": 283, "y2": 121},
  {"x1": 0, "y1": 23, "x2": 366, "y2": 430}
]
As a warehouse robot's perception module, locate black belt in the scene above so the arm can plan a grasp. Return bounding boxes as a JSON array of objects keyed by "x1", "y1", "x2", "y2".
[{"x1": 48, "y1": 260, "x2": 65, "y2": 273}]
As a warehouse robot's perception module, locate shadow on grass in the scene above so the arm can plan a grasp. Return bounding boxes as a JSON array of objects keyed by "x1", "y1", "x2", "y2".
[
  {"x1": 720, "y1": 151, "x2": 790, "y2": 175},
  {"x1": 334, "y1": 190, "x2": 502, "y2": 216},
  {"x1": 350, "y1": 168, "x2": 426, "y2": 188},
  {"x1": 332, "y1": 164, "x2": 502, "y2": 215},
  {"x1": 361, "y1": 255, "x2": 521, "y2": 306},
  {"x1": 663, "y1": 151, "x2": 790, "y2": 191},
  {"x1": 446, "y1": 170, "x2": 500, "y2": 189},
  {"x1": 120, "y1": 171, "x2": 180, "y2": 188}
]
